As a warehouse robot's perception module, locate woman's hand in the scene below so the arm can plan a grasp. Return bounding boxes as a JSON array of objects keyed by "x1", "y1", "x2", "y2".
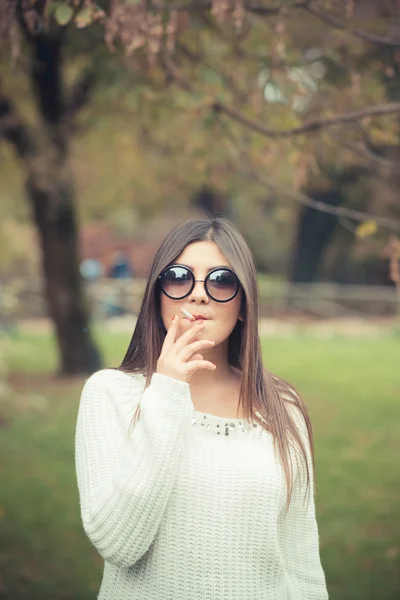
[{"x1": 156, "y1": 314, "x2": 216, "y2": 383}]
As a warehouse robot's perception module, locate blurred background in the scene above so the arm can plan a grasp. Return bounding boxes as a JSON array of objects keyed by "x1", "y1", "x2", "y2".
[{"x1": 0, "y1": 0, "x2": 399, "y2": 598}]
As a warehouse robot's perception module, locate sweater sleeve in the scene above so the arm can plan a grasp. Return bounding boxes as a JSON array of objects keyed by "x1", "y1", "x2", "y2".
[
  {"x1": 75, "y1": 370, "x2": 193, "y2": 568},
  {"x1": 278, "y1": 405, "x2": 329, "y2": 600}
]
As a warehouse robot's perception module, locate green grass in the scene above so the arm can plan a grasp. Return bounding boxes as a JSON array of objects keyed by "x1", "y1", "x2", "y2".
[{"x1": 0, "y1": 328, "x2": 399, "y2": 600}]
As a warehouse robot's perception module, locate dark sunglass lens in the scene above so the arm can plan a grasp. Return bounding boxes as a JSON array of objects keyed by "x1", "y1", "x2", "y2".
[
  {"x1": 162, "y1": 267, "x2": 192, "y2": 298},
  {"x1": 207, "y1": 269, "x2": 238, "y2": 300}
]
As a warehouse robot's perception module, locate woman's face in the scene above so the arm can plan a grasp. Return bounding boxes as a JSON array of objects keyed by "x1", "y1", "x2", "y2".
[{"x1": 160, "y1": 241, "x2": 243, "y2": 345}]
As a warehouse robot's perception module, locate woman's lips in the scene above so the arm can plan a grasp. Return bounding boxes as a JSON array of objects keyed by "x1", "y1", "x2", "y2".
[{"x1": 179, "y1": 308, "x2": 210, "y2": 321}]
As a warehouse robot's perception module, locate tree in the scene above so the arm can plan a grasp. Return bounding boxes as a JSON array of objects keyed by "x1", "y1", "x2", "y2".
[
  {"x1": 0, "y1": 1, "x2": 104, "y2": 374},
  {"x1": 95, "y1": 0, "x2": 400, "y2": 282},
  {"x1": 2, "y1": 0, "x2": 400, "y2": 373}
]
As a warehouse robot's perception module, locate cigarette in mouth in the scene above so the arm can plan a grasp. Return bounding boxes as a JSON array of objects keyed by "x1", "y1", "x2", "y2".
[{"x1": 180, "y1": 308, "x2": 196, "y2": 321}]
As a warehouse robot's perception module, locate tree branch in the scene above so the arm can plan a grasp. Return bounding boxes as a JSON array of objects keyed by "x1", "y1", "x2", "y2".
[
  {"x1": 168, "y1": 0, "x2": 309, "y2": 14},
  {"x1": 304, "y1": 3, "x2": 400, "y2": 48},
  {"x1": 168, "y1": 1, "x2": 400, "y2": 47},
  {"x1": 159, "y1": 51, "x2": 195, "y2": 92},
  {"x1": 65, "y1": 70, "x2": 96, "y2": 118},
  {"x1": 0, "y1": 95, "x2": 36, "y2": 160},
  {"x1": 213, "y1": 111, "x2": 400, "y2": 232},
  {"x1": 328, "y1": 130, "x2": 396, "y2": 170},
  {"x1": 177, "y1": 42, "x2": 249, "y2": 105},
  {"x1": 212, "y1": 101, "x2": 400, "y2": 139},
  {"x1": 241, "y1": 1, "x2": 400, "y2": 47}
]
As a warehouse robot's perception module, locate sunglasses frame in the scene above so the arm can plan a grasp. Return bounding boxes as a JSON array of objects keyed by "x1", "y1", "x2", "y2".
[{"x1": 158, "y1": 264, "x2": 241, "y2": 303}]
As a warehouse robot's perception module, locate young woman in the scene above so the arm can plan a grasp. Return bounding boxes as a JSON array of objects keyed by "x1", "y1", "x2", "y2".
[{"x1": 75, "y1": 216, "x2": 329, "y2": 600}]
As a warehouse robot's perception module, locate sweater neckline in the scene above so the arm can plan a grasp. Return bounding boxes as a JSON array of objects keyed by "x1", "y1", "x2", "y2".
[
  {"x1": 191, "y1": 409, "x2": 262, "y2": 435},
  {"x1": 127, "y1": 371, "x2": 262, "y2": 435},
  {"x1": 193, "y1": 409, "x2": 245, "y2": 424}
]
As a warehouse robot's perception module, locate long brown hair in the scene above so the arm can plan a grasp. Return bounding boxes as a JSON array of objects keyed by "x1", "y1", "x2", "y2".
[{"x1": 118, "y1": 216, "x2": 316, "y2": 510}]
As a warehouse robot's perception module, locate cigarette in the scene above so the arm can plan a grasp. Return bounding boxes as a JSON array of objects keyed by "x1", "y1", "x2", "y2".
[{"x1": 180, "y1": 308, "x2": 195, "y2": 321}]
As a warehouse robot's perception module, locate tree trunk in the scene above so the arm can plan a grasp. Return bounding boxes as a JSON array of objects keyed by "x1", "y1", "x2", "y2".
[
  {"x1": 28, "y1": 171, "x2": 101, "y2": 374},
  {"x1": 289, "y1": 188, "x2": 344, "y2": 283},
  {"x1": 28, "y1": 34, "x2": 102, "y2": 374},
  {"x1": 289, "y1": 167, "x2": 365, "y2": 283},
  {"x1": 0, "y1": 13, "x2": 102, "y2": 375}
]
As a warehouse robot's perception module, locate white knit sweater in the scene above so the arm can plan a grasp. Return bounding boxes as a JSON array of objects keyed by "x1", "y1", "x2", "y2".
[{"x1": 75, "y1": 368, "x2": 328, "y2": 600}]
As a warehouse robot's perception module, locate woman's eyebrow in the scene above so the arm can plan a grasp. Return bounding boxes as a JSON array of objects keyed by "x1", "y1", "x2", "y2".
[{"x1": 182, "y1": 264, "x2": 230, "y2": 271}]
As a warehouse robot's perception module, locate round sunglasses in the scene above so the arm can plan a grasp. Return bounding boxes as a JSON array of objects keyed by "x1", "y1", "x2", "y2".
[{"x1": 158, "y1": 264, "x2": 240, "y2": 303}]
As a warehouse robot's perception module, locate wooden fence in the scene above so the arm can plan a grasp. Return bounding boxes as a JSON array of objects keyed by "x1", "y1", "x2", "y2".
[{"x1": 1, "y1": 277, "x2": 398, "y2": 322}]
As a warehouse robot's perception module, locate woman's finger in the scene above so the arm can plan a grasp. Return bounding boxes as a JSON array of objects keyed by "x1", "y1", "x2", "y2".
[
  {"x1": 161, "y1": 313, "x2": 180, "y2": 354},
  {"x1": 186, "y1": 360, "x2": 216, "y2": 374},
  {"x1": 179, "y1": 339, "x2": 215, "y2": 362},
  {"x1": 174, "y1": 320, "x2": 205, "y2": 353}
]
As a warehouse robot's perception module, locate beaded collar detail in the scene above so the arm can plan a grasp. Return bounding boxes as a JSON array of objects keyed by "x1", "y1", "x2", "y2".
[{"x1": 191, "y1": 410, "x2": 265, "y2": 436}]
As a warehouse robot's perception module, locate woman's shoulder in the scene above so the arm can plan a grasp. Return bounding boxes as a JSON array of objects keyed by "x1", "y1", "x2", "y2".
[{"x1": 81, "y1": 368, "x2": 146, "y2": 399}]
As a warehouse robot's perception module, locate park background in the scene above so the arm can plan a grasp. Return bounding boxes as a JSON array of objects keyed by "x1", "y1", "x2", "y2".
[{"x1": 0, "y1": 1, "x2": 399, "y2": 599}]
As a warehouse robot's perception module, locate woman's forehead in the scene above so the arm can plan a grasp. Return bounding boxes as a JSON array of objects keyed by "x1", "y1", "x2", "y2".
[{"x1": 176, "y1": 241, "x2": 230, "y2": 268}]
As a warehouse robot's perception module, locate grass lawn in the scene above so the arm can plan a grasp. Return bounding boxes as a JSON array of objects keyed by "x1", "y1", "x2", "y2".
[{"x1": 0, "y1": 326, "x2": 399, "y2": 600}]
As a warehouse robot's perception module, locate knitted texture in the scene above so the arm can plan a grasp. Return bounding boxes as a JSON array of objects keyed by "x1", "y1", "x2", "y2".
[{"x1": 75, "y1": 369, "x2": 329, "y2": 600}]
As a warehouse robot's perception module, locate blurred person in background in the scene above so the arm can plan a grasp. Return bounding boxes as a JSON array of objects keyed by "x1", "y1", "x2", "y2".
[
  {"x1": 105, "y1": 250, "x2": 135, "y2": 317},
  {"x1": 108, "y1": 251, "x2": 134, "y2": 280}
]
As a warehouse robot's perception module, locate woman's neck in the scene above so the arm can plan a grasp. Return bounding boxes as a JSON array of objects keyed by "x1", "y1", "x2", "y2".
[
  {"x1": 189, "y1": 364, "x2": 237, "y2": 390},
  {"x1": 187, "y1": 336, "x2": 241, "y2": 393},
  {"x1": 189, "y1": 365, "x2": 243, "y2": 418}
]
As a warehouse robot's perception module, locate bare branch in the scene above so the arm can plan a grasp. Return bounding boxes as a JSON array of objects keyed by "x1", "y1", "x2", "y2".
[
  {"x1": 254, "y1": 164, "x2": 400, "y2": 231},
  {"x1": 241, "y1": 2, "x2": 400, "y2": 47},
  {"x1": 212, "y1": 101, "x2": 400, "y2": 138},
  {"x1": 15, "y1": 0, "x2": 36, "y2": 43},
  {"x1": 0, "y1": 95, "x2": 36, "y2": 160},
  {"x1": 177, "y1": 42, "x2": 248, "y2": 105},
  {"x1": 213, "y1": 111, "x2": 400, "y2": 232},
  {"x1": 304, "y1": 3, "x2": 400, "y2": 47},
  {"x1": 168, "y1": 0, "x2": 309, "y2": 14},
  {"x1": 328, "y1": 130, "x2": 396, "y2": 170},
  {"x1": 159, "y1": 51, "x2": 195, "y2": 92},
  {"x1": 166, "y1": 1, "x2": 400, "y2": 47},
  {"x1": 65, "y1": 71, "x2": 96, "y2": 118}
]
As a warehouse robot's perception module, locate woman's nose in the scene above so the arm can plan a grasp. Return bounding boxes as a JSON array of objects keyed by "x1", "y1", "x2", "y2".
[{"x1": 188, "y1": 280, "x2": 209, "y2": 302}]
